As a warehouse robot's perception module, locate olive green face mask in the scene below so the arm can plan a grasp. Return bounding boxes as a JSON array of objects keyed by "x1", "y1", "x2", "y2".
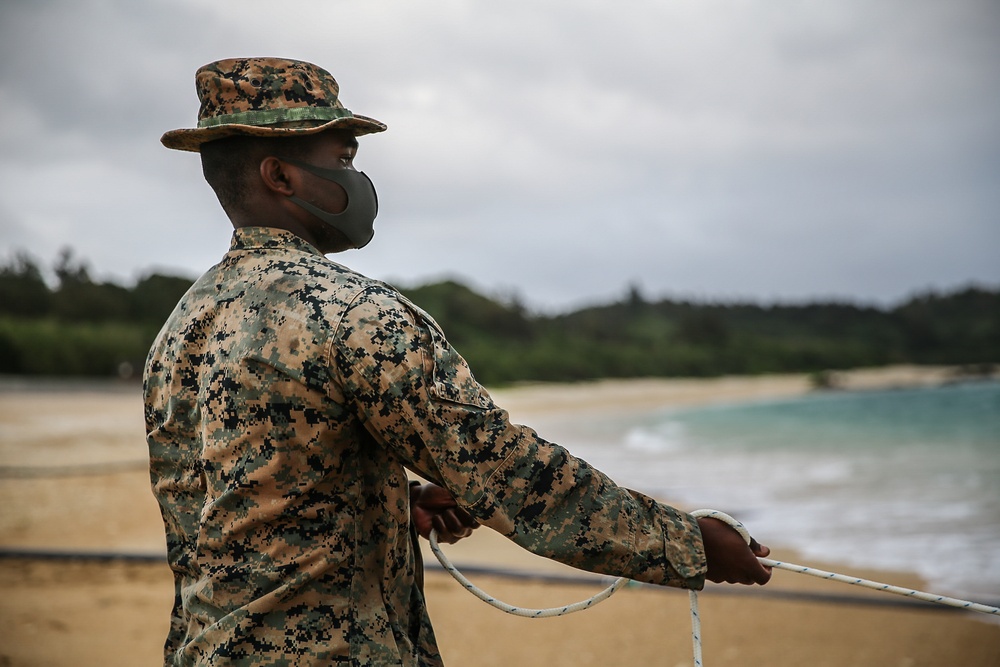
[{"x1": 283, "y1": 158, "x2": 379, "y2": 249}]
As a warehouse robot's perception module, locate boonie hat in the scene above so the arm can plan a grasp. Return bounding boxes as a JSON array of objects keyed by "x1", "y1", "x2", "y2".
[{"x1": 161, "y1": 57, "x2": 386, "y2": 152}]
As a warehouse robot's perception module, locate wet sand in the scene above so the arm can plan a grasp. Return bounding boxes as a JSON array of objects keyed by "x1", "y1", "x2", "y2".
[{"x1": 1, "y1": 366, "x2": 997, "y2": 666}]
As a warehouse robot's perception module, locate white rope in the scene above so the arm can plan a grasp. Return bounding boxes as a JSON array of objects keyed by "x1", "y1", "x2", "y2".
[
  {"x1": 689, "y1": 509, "x2": 1000, "y2": 615},
  {"x1": 686, "y1": 510, "x2": 1000, "y2": 664},
  {"x1": 429, "y1": 511, "x2": 1000, "y2": 664},
  {"x1": 688, "y1": 588, "x2": 704, "y2": 667},
  {"x1": 758, "y1": 558, "x2": 1000, "y2": 614},
  {"x1": 428, "y1": 530, "x2": 629, "y2": 617}
]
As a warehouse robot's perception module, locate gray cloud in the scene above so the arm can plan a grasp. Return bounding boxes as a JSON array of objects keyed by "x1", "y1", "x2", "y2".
[{"x1": 2, "y1": 0, "x2": 998, "y2": 310}]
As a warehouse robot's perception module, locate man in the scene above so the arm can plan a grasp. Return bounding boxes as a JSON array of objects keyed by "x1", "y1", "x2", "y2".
[{"x1": 146, "y1": 57, "x2": 771, "y2": 666}]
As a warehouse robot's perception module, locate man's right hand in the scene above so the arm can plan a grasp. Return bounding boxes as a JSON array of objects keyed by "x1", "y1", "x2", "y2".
[
  {"x1": 410, "y1": 482, "x2": 479, "y2": 544},
  {"x1": 697, "y1": 517, "x2": 773, "y2": 585}
]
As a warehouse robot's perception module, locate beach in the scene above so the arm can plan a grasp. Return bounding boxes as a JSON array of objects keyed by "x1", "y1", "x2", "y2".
[{"x1": 1, "y1": 367, "x2": 997, "y2": 666}]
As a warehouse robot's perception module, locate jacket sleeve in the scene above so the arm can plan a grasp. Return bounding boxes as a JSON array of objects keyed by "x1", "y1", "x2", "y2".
[{"x1": 331, "y1": 286, "x2": 707, "y2": 590}]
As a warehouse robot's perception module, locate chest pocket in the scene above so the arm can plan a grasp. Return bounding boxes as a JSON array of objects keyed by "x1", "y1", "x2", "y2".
[
  {"x1": 395, "y1": 293, "x2": 493, "y2": 410},
  {"x1": 426, "y1": 326, "x2": 492, "y2": 409}
]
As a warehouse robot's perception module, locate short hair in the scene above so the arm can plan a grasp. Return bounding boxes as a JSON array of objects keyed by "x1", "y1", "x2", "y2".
[{"x1": 199, "y1": 131, "x2": 355, "y2": 215}]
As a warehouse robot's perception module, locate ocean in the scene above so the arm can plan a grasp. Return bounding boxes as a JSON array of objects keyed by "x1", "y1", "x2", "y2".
[{"x1": 542, "y1": 379, "x2": 1000, "y2": 602}]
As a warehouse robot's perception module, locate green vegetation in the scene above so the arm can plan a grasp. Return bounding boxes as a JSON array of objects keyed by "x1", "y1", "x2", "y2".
[
  {"x1": 398, "y1": 281, "x2": 999, "y2": 385},
  {"x1": 0, "y1": 250, "x2": 191, "y2": 377},
  {"x1": 1, "y1": 250, "x2": 997, "y2": 383}
]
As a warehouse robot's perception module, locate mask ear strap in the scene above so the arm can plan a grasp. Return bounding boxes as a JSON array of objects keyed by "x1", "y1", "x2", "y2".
[
  {"x1": 281, "y1": 157, "x2": 330, "y2": 179},
  {"x1": 287, "y1": 195, "x2": 344, "y2": 222},
  {"x1": 281, "y1": 156, "x2": 378, "y2": 209}
]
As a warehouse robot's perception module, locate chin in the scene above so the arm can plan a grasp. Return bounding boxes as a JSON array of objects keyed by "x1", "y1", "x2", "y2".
[
  {"x1": 313, "y1": 228, "x2": 354, "y2": 254},
  {"x1": 324, "y1": 236, "x2": 355, "y2": 253}
]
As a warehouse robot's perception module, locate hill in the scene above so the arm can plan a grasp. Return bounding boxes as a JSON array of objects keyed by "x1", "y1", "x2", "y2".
[{"x1": 1, "y1": 250, "x2": 997, "y2": 382}]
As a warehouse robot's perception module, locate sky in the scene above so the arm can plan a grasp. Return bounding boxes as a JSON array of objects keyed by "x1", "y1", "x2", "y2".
[{"x1": 1, "y1": 0, "x2": 998, "y2": 313}]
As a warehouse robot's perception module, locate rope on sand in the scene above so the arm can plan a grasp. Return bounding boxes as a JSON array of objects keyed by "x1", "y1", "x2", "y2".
[{"x1": 429, "y1": 510, "x2": 1000, "y2": 665}]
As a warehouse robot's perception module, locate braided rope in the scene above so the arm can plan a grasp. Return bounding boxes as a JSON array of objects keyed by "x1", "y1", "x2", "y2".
[
  {"x1": 758, "y1": 558, "x2": 1000, "y2": 614},
  {"x1": 430, "y1": 511, "x2": 1000, "y2": 665},
  {"x1": 428, "y1": 530, "x2": 629, "y2": 617},
  {"x1": 690, "y1": 509, "x2": 1000, "y2": 616}
]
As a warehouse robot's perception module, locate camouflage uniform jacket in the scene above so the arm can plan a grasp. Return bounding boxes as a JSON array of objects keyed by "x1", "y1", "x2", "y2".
[{"x1": 144, "y1": 226, "x2": 707, "y2": 666}]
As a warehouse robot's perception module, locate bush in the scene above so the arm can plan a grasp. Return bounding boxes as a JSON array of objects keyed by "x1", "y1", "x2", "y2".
[{"x1": 0, "y1": 318, "x2": 155, "y2": 377}]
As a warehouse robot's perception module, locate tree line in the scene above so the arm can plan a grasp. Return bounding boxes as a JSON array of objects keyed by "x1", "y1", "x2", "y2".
[
  {"x1": 1, "y1": 250, "x2": 997, "y2": 383},
  {"x1": 0, "y1": 250, "x2": 193, "y2": 377}
]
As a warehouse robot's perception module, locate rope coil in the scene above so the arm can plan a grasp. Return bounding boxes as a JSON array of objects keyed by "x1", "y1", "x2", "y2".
[{"x1": 429, "y1": 509, "x2": 1000, "y2": 665}]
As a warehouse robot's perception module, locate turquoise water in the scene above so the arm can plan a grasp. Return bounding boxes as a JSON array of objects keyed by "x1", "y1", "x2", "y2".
[{"x1": 558, "y1": 380, "x2": 1000, "y2": 600}]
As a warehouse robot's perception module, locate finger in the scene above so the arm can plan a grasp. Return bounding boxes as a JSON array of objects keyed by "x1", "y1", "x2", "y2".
[
  {"x1": 745, "y1": 541, "x2": 772, "y2": 584},
  {"x1": 453, "y1": 507, "x2": 479, "y2": 528},
  {"x1": 419, "y1": 495, "x2": 458, "y2": 510},
  {"x1": 432, "y1": 515, "x2": 457, "y2": 544},
  {"x1": 442, "y1": 510, "x2": 474, "y2": 538},
  {"x1": 413, "y1": 485, "x2": 456, "y2": 509},
  {"x1": 748, "y1": 538, "x2": 770, "y2": 558},
  {"x1": 433, "y1": 514, "x2": 472, "y2": 543},
  {"x1": 439, "y1": 509, "x2": 460, "y2": 534},
  {"x1": 751, "y1": 553, "x2": 773, "y2": 584},
  {"x1": 754, "y1": 563, "x2": 773, "y2": 585},
  {"x1": 411, "y1": 508, "x2": 432, "y2": 539}
]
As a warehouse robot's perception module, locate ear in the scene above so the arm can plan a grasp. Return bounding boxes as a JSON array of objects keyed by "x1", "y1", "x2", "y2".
[{"x1": 258, "y1": 157, "x2": 297, "y2": 196}]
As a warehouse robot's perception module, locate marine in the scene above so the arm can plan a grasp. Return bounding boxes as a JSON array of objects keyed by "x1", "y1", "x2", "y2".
[{"x1": 145, "y1": 57, "x2": 771, "y2": 666}]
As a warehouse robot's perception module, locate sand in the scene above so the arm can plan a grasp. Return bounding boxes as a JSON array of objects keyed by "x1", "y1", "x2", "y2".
[{"x1": 0, "y1": 366, "x2": 997, "y2": 666}]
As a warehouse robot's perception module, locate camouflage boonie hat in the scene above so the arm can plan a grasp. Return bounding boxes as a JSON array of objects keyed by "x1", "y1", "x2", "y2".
[{"x1": 161, "y1": 57, "x2": 386, "y2": 152}]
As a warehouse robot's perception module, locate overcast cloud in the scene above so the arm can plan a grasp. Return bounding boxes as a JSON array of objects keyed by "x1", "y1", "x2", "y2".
[{"x1": 1, "y1": 0, "x2": 998, "y2": 311}]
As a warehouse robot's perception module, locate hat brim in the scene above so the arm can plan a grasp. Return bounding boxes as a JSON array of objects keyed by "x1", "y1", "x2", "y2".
[{"x1": 160, "y1": 114, "x2": 387, "y2": 152}]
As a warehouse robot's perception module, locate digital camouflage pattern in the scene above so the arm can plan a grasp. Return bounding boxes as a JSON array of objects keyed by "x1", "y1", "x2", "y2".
[
  {"x1": 161, "y1": 58, "x2": 387, "y2": 153},
  {"x1": 145, "y1": 227, "x2": 707, "y2": 666}
]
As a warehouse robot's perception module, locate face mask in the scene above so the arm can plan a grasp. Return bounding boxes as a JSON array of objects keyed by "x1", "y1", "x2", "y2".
[{"x1": 283, "y1": 158, "x2": 379, "y2": 249}]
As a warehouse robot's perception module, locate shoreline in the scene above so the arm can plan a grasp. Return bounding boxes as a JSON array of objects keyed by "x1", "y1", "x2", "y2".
[
  {"x1": 0, "y1": 364, "x2": 988, "y2": 554},
  {"x1": 489, "y1": 364, "x2": 996, "y2": 417},
  {"x1": 1, "y1": 365, "x2": 998, "y2": 665}
]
